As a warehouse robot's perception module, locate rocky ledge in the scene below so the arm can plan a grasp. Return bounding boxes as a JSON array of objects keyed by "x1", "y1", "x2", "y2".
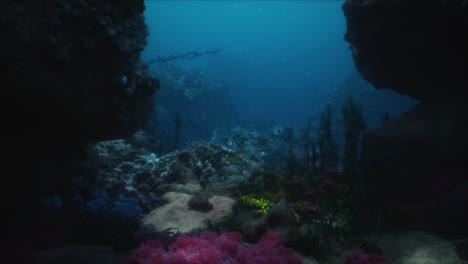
[
  {"x1": 1, "y1": 0, "x2": 159, "y2": 146},
  {"x1": 343, "y1": 0, "x2": 468, "y2": 237}
]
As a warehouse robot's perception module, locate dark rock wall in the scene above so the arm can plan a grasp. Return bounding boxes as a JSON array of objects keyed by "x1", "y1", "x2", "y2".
[
  {"x1": 343, "y1": 0, "x2": 468, "y2": 101},
  {"x1": 360, "y1": 102, "x2": 468, "y2": 234},
  {"x1": 343, "y1": 0, "x2": 468, "y2": 236},
  {"x1": 1, "y1": 0, "x2": 158, "y2": 145},
  {"x1": 0, "y1": 0, "x2": 158, "y2": 257}
]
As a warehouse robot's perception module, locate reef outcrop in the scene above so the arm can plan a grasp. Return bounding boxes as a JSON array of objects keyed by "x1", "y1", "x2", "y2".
[
  {"x1": 343, "y1": 0, "x2": 467, "y2": 101},
  {"x1": 343, "y1": 0, "x2": 468, "y2": 236},
  {"x1": 140, "y1": 192, "x2": 236, "y2": 234},
  {"x1": 1, "y1": 1, "x2": 158, "y2": 254},
  {"x1": 1, "y1": 0, "x2": 158, "y2": 145},
  {"x1": 360, "y1": 103, "x2": 468, "y2": 235},
  {"x1": 80, "y1": 139, "x2": 262, "y2": 211}
]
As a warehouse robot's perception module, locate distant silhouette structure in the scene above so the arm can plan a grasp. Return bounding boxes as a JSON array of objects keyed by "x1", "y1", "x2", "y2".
[{"x1": 146, "y1": 48, "x2": 222, "y2": 64}]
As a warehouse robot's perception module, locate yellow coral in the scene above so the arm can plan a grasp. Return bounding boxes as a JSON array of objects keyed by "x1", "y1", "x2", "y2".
[{"x1": 238, "y1": 195, "x2": 272, "y2": 216}]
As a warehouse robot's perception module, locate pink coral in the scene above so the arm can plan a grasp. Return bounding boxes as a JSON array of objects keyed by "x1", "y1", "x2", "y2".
[
  {"x1": 125, "y1": 232, "x2": 302, "y2": 264},
  {"x1": 125, "y1": 242, "x2": 164, "y2": 264},
  {"x1": 345, "y1": 249, "x2": 386, "y2": 264},
  {"x1": 235, "y1": 233, "x2": 302, "y2": 264}
]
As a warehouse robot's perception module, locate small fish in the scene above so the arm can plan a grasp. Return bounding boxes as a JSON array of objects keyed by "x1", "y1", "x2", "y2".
[{"x1": 121, "y1": 75, "x2": 128, "y2": 85}]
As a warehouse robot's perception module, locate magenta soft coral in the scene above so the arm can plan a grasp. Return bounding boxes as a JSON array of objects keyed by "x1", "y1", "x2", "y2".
[
  {"x1": 124, "y1": 232, "x2": 302, "y2": 264},
  {"x1": 235, "y1": 233, "x2": 302, "y2": 264},
  {"x1": 345, "y1": 249, "x2": 386, "y2": 264}
]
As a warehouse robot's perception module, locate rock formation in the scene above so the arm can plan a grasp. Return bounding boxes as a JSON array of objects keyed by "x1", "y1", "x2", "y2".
[
  {"x1": 1, "y1": 0, "x2": 158, "y2": 146},
  {"x1": 1, "y1": 1, "x2": 158, "y2": 256},
  {"x1": 343, "y1": 0, "x2": 468, "y2": 236},
  {"x1": 140, "y1": 192, "x2": 236, "y2": 234}
]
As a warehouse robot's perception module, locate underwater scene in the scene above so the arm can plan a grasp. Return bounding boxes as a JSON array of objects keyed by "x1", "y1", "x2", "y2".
[{"x1": 2, "y1": 0, "x2": 467, "y2": 264}]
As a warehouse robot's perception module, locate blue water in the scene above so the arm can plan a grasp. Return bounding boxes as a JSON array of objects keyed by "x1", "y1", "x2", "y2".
[{"x1": 142, "y1": 0, "x2": 417, "y2": 135}]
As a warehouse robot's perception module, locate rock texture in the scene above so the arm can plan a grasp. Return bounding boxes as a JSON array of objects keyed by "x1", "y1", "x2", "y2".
[
  {"x1": 322, "y1": 230, "x2": 468, "y2": 264},
  {"x1": 343, "y1": 0, "x2": 468, "y2": 101},
  {"x1": 82, "y1": 140, "x2": 260, "y2": 211},
  {"x1": 1, "y1": 0, "x2": 158, "y2": 145},
  {"x1": 141, "y1": 192, "x2": 236, "y2": 234},
  {"x1": 243, "y1": 201, "x2": 301, "y2": 247},
  {"x1": 367, "y1": 230, "x2": 468, "y2": 264},
  {"x1": 36, "y1": 245, "x2": 128, "y2": 264},
  {"x1": 360, "y1": 102, "x2": 468, "y2": 235},
  {"x1": 1, "y1": 1, "x2": 158, "y2": 259},
  {"x1": 343, "y1": 0, "x2": 468, "y2": 236}
]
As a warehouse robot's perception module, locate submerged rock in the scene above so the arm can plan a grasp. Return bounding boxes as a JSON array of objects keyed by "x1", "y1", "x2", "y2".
[
  {"x1": 360, "y1": 102, "x2": 468, "y2": 236},
  {"x1": 1, "y1": 0, "x2": 158, "y2": 145},
  {"x1": 457, "y1": 240, "x2": 468, "y2": 261},
  {"x1": 140, "y1": 192, "x2": 236, "y2": 234},
  {"x1": 343, "y1": 0, "x2": 468, "y2": 237},
  {"x1": 188, "y1": 193, "x2": 214, "y2": 212},
  {"x1": 343, "y1": 0, "x2": 467, "y2": 102},
  {"x1": 243, "y1": 201, "x2": 301, "y2": 247},
  {"x1": 367, "y1": 230, "x2": 468, "y2": 264},
  {"x1": 2, "y1": 1, "x2": 158, "y2": 258},
  {"x1": 82, "y1": 140, "x2": 260, "y2": 211},
  {"x1": 36, "y1": 245, "x2": 128, "y2": 264}
]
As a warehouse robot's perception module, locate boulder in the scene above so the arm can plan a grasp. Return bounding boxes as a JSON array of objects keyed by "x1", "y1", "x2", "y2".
[
  {"x1": 1, "y1": 1, "x2": 158, "y2": 258},
  {"x1": 343, "y1": 0, "x2": 468, "y2": 237},
  {"x1": 367, "y1": 230, "x2": 467, "y2": 264},
  {"x1": 1, "y1": 0, "x2": 158, "y2": 146},
  {"x1": 243, "y1": 201, "x2": 301, "y2": 246},
  {"x1": 188, "y1": 193, "x2": 214, "y2": 212},
  {"x1": 360, "y1": 102, "x2": 468, "y2": 236},
  {"x1": 342, "y1": 0, "x2": 468, "y2": 102},
  {"x1": 457, "y1": 240, "x2": 468, "y2": 261},
  {"x1": 36, "y1": 245, "x2": 128, "y2": 264},
  {"x1": 141, "y1": 192, "x2": 236, "y2": 234}
]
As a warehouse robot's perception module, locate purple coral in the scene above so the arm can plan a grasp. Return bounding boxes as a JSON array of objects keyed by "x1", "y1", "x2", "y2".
[
  {"x1": 303, "y1": 203, "x2": 329, "y2": 220},
  {"x1": 125, "y1": 232, "x2": 303, "y2": 264},
  {"x1": 323, "y1": 178, "x2": 336, "y2": 192},
  {"x1": 345, "y1": 249, "x2": 386, "y2": 264},
  {"x1": 302, "y1": 188, "x2": 317, "y2": 201},
  {"x1": 235, "y1": 232, "x2": 303, "y2": 264}
]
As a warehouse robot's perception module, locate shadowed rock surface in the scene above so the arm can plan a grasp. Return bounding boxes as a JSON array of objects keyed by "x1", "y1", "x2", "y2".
[
  {"x1": 140, "y1": 192, "x2": 236, "y2": 234},
  {"x1": 343, "y1": 0, "x2": 468, "y2": 236},
  {"x1": 343, "y1": 0, "x2": 467, "y2": 101},
  {"x1": 1, "y1": 0, "x2": 158, "y2": 145},
  {"x1": 1, "y1": 1, "x2": 158, "y2": 260},
  {"x1": 360, "y1": 102, "x2": 468, "y2": 235}
]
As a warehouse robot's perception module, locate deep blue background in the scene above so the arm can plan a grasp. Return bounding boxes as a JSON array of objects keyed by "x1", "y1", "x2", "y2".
[{"x1": 142, "y1": 1, "x2": 417, "y2": 132}]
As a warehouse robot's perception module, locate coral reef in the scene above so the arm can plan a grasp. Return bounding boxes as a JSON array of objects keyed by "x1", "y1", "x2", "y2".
[
  {"x1": 238, "y1": 195, "x2": 273, "y2": 216},
  {"x1": 125, "y1": 232, "x2": 303, "y2": 264},
  {"x1": 243, "y1": 201, "x2": 301, "y2": 247},
  {"x1": 345, "y1": 249, "x2": 385, "y2": 264},
  {"x1": 80, "y1": 139, "x2": 261, "y2": 211}
]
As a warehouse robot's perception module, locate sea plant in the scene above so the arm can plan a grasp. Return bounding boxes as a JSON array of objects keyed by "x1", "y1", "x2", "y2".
[
  {"x1": 318, "y1": 104, "x2": 339, "y2": 171},
  {"x1": 341, "y1": 96, "x2": 366, "y2": 188}
]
